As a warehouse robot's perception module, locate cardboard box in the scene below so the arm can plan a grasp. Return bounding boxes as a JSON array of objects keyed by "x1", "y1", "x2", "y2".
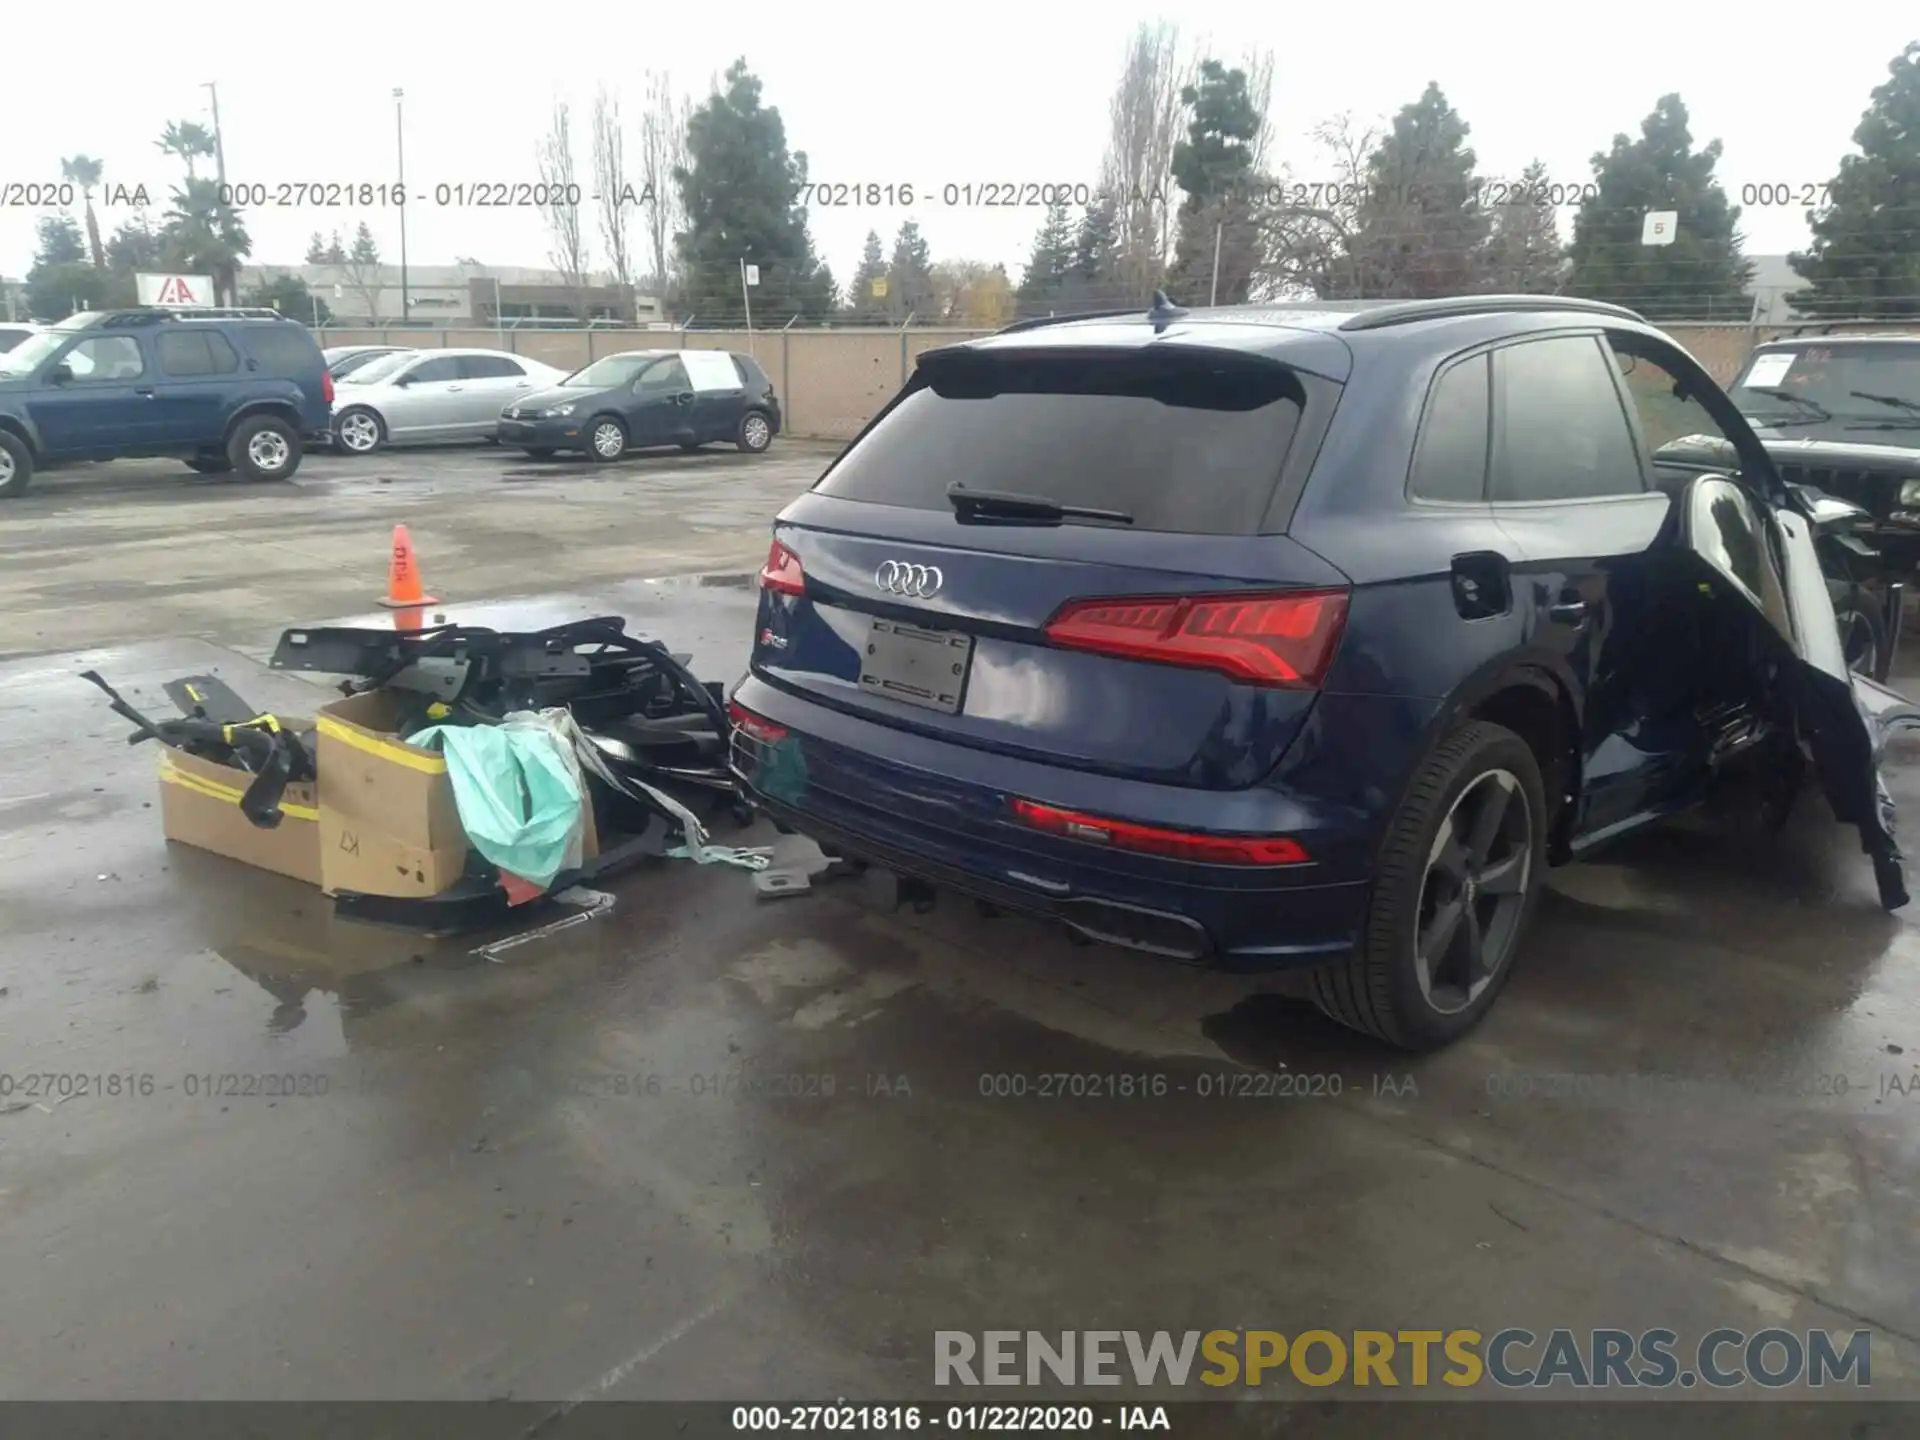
[
  {"x1": 158, "y1": 742, "x2": 323, "y2": 886},
  {"x1": 314, "y1": 690, "x2": 471, "y2": 899}
]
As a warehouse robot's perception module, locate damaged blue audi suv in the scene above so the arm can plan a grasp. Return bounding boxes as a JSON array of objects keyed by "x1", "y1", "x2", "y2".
[{"x1": 729, "y1": 293, "x2": 1920, "y2": 1049}]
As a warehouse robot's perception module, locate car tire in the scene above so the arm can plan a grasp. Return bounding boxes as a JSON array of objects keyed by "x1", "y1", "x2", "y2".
[
  {"x1": 523, "y1": 447, "x2": 556, "y2": 459},
  {"x1": 333, "y1": 406, "x2": 386, "y2": 456},
  {"x1": 1835, "y1": 587, "x2": 1891, "y2": 682},
  {"x1": 185, "y1": 455, "x2": 233, "y2": 475},
  {"x1": 736, "y1": 410, "x2": 773, "y2": 454},
  {"x1": 0, "y1": 429, "x2": 34, "y2": 498},
  {"x1": 228, "y1": 415, "x2": 303, "y2": 482},
  {"x1": 1310, "y1": 719, "x2": 1546, "y2": 1051},
  {"x1": 586, "y1": 416, "x2": 627, "y2": 463}
]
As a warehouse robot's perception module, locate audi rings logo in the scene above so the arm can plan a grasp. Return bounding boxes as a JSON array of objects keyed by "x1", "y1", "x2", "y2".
[{"x1": 875, "y1": 560, "x2": 943, "y2": 599}]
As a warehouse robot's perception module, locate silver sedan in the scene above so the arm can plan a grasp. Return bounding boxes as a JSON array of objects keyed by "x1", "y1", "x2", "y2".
[{"x1": 329, "y1": 349, "x2": 570, "y2": 454}]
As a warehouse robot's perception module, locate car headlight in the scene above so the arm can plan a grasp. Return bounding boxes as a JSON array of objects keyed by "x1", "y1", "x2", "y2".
[
  {"x1": 550, "y1": 403, "x2": 576, "y2": 417},
  {"x1": 1900, "y1": 480, "x2": 1920, "y2": 506}
]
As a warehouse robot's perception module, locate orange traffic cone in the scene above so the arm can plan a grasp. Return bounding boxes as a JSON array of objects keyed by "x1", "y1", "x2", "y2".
[{"x1": 378, "y1": 524, "x2": 439, "y2": 608}]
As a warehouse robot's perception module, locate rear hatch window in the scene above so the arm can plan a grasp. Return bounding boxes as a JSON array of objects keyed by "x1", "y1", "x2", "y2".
[{"x1": 815, "y1": 349, "x2": 1310, "y2": 535}]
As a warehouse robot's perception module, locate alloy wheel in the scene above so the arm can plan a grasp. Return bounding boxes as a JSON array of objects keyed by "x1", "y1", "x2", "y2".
[
  {"x1": 592, "y1": 422, "x2": 624, "y2": 459},
  {"x1": 248, "y1": 428, "x2": 291, "y2": 473},
  {"x1": 1413, "y1": 768, "x2": 1532, "y2": 1015},
  {"x1": 743, "y1": 414, "x2": 770, "y2": 451},
  {"x1": 0, "y1": 450, "x2": 13, "y2": 487},
  {"x1": 338, "y1": 412, "x2": 380, "y2": 453}
]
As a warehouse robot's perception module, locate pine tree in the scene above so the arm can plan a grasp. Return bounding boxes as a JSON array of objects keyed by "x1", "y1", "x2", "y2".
[
  {"x1": 1167, "y1": 60, "x2": 1262, "y2": 305},
  {"x1": 1482, "y1": 159, "x2": 1565, "y2": 293},
  {"x1": 1016, "y1": 201, "x2": 1076, "y2": 312},
  {"x1": 845, "y1": 229, "x2": 886, "y2": 321},
  {"x1": 1348, "y1": 83, "x2": 1490, "y2": 298},
  {"x1": 1563, "y1": 94, "x2": 1752, "y2": 321},
  {"x1": 1069, "y1": 194, "x2": 1120, "y2": 305},
  {"x1": 674, "y1": 59, "x2": 837, "y2": 322},
  {"x1": 1788, "y1": 41, "x2": 1920, "y2": 319},
  {"x1": 886, "y1": 220, "x2": 934, "y2": 321},
  {"x1": 305, "y1": 232, "x2": 330, "y2": 264}
]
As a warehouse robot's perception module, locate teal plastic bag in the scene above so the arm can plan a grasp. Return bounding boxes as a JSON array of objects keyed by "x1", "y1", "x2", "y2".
[{"x1": 409, "y1": 720, "x2": 584, "y2": 888}]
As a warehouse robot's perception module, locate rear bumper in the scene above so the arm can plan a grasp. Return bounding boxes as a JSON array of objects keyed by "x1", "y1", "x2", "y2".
[{"x1": 729, "y1": 681, "x2": 1371, "y2": 969}]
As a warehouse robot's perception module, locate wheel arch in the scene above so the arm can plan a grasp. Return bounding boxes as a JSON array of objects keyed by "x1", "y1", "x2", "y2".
[
  {"x1": 224, "y1": 399, "x2": 305, "y2": 442},
  {"x1": 0, "y1": 414, "x2": 43, "y2": 458},
  {"x1": 1413, "y1": 658, "x2": 1584, "y2": 865}
]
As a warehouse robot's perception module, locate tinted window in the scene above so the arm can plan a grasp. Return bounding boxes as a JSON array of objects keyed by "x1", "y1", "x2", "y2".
[
  {"x1": 1605, "y1": 339, "x2": 1737, "y2": 459},
  {"x1": 1410, "y1": 354, "x2": 1490, "y2": 502},
  {"x1": 565, "y1": 353, "x2": 660, "y2": 388},
  {"x1": 239, "y1": 324, "x2": 320, "y2": 374},
  {"x1": 62, "y1": 335, "x2": 146, "y2": 380},
  {"x1": 736, "y1": 354, "x2": 771, "y2": 388},
  {"x1": 637, "y1": 356, "x2": 691, "y2": 393},
  {"x1": 816, "y1": 351, "x2": 1307, "y2": 534},
  {"x1": 461, "y1": 355, "x2": 523, "y2": 379},
  {"x1": 1492, "y1": 336, "x2": 1643, "y2": 502},
  {"x1": 156, "y1": 330, "x2": 240, "y2": 377},
  {"x1": 407, "y1": 356, "x2": 463, "y2": 383}
]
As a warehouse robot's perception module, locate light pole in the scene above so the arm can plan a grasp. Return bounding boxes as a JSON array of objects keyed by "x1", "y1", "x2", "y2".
[
  {"x1": 204, "y1": 83, "x2": 230, "y2": 302},
  {"x1": 393, "y1": 87, "x2": 410, "y2": 324}
]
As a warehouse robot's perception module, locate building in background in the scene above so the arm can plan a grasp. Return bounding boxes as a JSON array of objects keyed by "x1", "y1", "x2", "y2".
[
  {"x1": 238, "y1": 262, "x2": 664, "y2": 326},
  {"x1": 1744, "y1": 256, "x2": 1805, "y2": 325}
]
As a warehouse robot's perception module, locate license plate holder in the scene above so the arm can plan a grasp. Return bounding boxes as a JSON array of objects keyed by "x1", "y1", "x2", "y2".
[{"x1": 858, "y1": 618, "x2": 972, "y2": 714}]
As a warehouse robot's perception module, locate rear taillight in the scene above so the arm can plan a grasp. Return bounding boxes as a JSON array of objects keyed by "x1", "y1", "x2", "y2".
[
  {"x1": 1044, "y1": 588, "x2": 1348, "y2": 688},
  {"x1": 1009, "y1": 798, "x2": 1311, "y2": 866},
  {"x1": 759, "y1": 538, "x2": 804, "y2": 596},
  {"x1": 728, "y1": 700, "x2": 788, "y2": 744},
  {"x1": 321, "y1": 371, "x2": 335, "y2": 404}
]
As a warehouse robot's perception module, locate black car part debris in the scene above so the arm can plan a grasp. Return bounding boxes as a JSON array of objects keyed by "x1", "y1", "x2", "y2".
[
  {"x1": 268, "y1": 616, "x2": 738, "y2": 812},
  {"x1": 80, "y1": 669, "x2": 315, "y2": 830}
]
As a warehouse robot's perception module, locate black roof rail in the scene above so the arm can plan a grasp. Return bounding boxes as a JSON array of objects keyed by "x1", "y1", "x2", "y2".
[{"x1": 1336, "y1": 295, "x2": 1644, "y2": 331}]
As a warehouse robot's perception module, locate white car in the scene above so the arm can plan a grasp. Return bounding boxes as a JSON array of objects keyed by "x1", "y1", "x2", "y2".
[
  {"x1": 0, "y1": 322, "x2": 44, "y2": 355},
  {"x1": 328, "y1": 348, "x2": 570, "y2": 454}
]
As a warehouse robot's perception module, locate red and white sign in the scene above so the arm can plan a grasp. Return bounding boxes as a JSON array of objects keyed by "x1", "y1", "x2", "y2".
[{"x1": 137, "y1": 273, "x2": 216, "y2": 306}]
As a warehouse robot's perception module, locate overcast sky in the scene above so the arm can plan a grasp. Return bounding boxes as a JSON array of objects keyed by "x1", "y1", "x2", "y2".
[{"x1": 2, "y1": 3, "x2": 1913, "y2": 286}]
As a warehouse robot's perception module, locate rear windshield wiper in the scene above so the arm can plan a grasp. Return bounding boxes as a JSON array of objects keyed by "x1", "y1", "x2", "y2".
[
  {"x1": 946, "y1": 484, "x2": 1134, "y2": 525},
  {"x1": 1745, "y1": 386, "x2": 1832, "y2": 424}
]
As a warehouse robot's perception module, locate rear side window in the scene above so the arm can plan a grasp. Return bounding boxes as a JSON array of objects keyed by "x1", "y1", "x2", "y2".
[
  {"x1": 1491, "y1": 336, "x2": 1644, "y2": 503},
  {"x1": 1410, "y1": 354, "x2": 1490, "y2": 502},
  {"x1": 239, "y1": 324, "x2": 320, "y2": 374},
  {"x1": 461, "y1": 355, "x2": 524, "y2": 379},
  {"x1": 815, "y1": 350, "x2": 1308, "y2": 534},
  {"x1": 156, "y1": 330, "x2": 240, "y2": 377},
  {"x1": 408, "y1": 356, "x2": 463, "y2": 383}
]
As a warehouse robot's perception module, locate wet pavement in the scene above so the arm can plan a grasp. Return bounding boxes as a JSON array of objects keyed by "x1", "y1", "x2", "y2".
[{"x1": 1, "y1": 577, "x2": 1919, "y2": 1407}]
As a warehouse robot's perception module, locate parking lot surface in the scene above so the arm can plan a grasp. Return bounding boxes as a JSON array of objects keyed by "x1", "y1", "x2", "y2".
[
  {"x1": 0, "y1": 445, "x2": 1917, "y2": 1413},
  {"x1": 0, "y1": 442, "x2": 835, "y2": 657}
]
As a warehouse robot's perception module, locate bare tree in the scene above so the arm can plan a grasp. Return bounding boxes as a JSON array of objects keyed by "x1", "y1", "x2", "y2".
[
  {"x1": 1251, "y1": 112, "x2": 1383, "y2": 300},
  {"x1": 638, "y1": 71, "x2": 691, "y2": 313},
  {"x1": 591, "y1": 87, "x2": 634, "y2": 316},
  {"x1": 1097, "y1": 23, "x2": 1191, "y2": 298},
  {"x1": 537, "y1": 100, "x2": 592, "y2": 319},
  {"x1": 341, "y1": 220, "x2": 385, "y2": 323}
]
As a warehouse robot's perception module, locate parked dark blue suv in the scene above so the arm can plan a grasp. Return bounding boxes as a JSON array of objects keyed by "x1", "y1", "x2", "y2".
[
  {"x1": 0, "y1": 308, "x2": 333, "y2": 497},
  {"x1": 729, "y1": 294, "x2": 1920, "y2": 1049}
]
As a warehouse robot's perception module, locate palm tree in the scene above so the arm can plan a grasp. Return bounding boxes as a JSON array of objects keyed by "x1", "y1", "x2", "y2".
[
  {"x1": 61, "y1": 155, "x2": 107, "y2": 269},
  {"x1": 156, "y1": 121, "x2": 217, "y2": 181},
  {"x1": 163, "y1": 177, "x2": 251, "y2": 306}
]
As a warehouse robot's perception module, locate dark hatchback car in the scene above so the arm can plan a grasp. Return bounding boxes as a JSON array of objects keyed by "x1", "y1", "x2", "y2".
[
  {"x1": 729, "y1": 294, "x2": 1920, "y2": 1050},
  {"x1": 498, "y1": 348, "x2": 781, "y2": 462}
]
